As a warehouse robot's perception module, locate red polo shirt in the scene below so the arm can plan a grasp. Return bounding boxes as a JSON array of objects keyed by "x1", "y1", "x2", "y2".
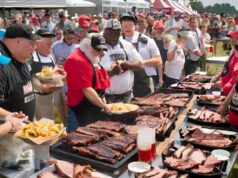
[
  {"x1": 221, "y1": 52, "x2": 238, "y2": 95},
  {"x1": 64, "y1": 48, "x2": 110, "y2": 107}
]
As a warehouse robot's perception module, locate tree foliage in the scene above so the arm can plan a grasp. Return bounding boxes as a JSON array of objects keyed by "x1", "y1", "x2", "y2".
[{"x1": 189, "y1": 0, "x2": 238, "y2": 15}]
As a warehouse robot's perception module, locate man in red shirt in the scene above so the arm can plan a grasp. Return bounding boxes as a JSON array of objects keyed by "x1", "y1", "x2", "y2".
[
  {"x1": 219, "y1": 77, "x2": 238, "y2": 131},
  {"x1": 212, "y1": 31, "x2": 238, "y2": 95},
  {"x1": 64, "y1": 34, "x2": 111, "y2": 129}
]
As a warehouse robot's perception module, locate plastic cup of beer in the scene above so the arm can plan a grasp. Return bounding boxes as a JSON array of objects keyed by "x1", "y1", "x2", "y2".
[{"x1": 137, "y1": 127, "x2": 155, "y2": 163}]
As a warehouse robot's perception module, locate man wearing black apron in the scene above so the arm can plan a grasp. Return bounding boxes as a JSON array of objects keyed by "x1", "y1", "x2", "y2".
[
  {"x1": 120, "y1": 15, "x2": 163, "y2": 97},
  {"x1": 0, "y1": 24, "x2": 41, "y2": 168},
  {"x1": 29, "y1": 28, "x2": 63, "y2": 120},
  {"x1": 64, "y1": 34, "x2": 111, "y2": 128}
]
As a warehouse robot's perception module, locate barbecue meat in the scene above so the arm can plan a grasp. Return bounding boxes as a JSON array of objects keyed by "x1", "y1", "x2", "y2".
[
  {"x1": 53, "y1": 160, "x2": 74, "y2": 178},
  {"x1": 192, "y1": 165, "x2": 214, "y2": 174},
  {"x1": 101, "y1": 136, "x2": 135, "y2": 153},
  {"x1": 75, "y1": 127, "x2": 109, "y2": 139},
  {"x1": 182, "y1": 127, "x2": 234, "y2": 148},
  {"x1": 133, "y1": 97, "x2": 163, "y2": 106},
  {"x1": 87, "y1": 121, "x2": 124, "y2": 132},
  {"x1": 63, "y1": 132, "x2": 99, "y2": 146},
  {"x1": 37, "y1": 172, "x2": 60, "y2": 178},
  {"x1": 189, "y1": 150, "x2": 206, "y2": 164},
  {"x1": 165, "y1": 99, "x2": 185, "y2": 107},
  {"x1": 74, "y1": 143, "x2": 124, "y2": 164},
  {"x1": 204, "y1": 155, "x2": 222, "y2": 168},
  {"x1": 199, "y1": 95, "x2": 226, "y2": 105},
  {"x1": 174, "y1": 146, "x2": 187, "y2": 159},
  {"x1": 73, "y1": 165, "x2": 96, "y2": 178}
]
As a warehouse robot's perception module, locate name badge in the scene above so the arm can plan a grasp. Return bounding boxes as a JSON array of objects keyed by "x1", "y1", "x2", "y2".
[{"x1": 24, "y1": 93, "x2": 34, "y2": 103}]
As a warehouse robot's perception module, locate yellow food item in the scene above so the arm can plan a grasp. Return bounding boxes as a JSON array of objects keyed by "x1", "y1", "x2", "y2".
[
  {"x1": 110, "y1": 103, "x2": 138, "y2": 113},
  {"x1": 20, "y1": 121, "x2": 63, "y2": 138},
  {"x1": 38, "y1": 67, "x2": 54, "y2": 77}
]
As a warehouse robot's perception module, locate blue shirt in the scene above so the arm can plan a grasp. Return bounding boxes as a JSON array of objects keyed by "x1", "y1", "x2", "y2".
[{"x1": 52, "y1": 39, "x2": 78, "y2": 66}]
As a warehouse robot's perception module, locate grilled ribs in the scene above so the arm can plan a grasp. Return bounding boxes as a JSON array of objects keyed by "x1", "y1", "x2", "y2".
[
  {"x1": 63, "y1": 132, "x2": 99, "y2": 146},
  {"x1": 101, "y1": 135, "x2": 136, "y2": 154},
  {"x1": 74, "y1": 143, "x2": 124, "y2": 164},
  {"x1": 87, "y1": 121, "x2": 125, "y2": 132}
]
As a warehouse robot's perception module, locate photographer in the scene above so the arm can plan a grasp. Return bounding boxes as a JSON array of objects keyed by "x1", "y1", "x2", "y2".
[{"x1": 212, "y1": 31, "x2": 238, "y2": 95}]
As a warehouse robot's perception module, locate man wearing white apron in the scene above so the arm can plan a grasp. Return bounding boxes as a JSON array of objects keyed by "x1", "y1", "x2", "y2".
[{"x1": 100, "y1": 19, "x2": 143, "y2": 103}]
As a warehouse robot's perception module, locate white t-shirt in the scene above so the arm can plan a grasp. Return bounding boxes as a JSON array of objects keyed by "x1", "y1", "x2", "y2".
[
  {"x1": 100, "y1": 39, "x2": 142, "y2": 95},
  {"x1": 122, "y1": 31, "x2": 161, "y2": 76},
  {"x1": 185, "y1": 28, "x2": 202, "y2": 61},
  {"x1": 165, "y1": 40, "x2": 185, "y2": 80},
  {"x1": 32, "y1": 51, "x2": 55, "y2": 64}
]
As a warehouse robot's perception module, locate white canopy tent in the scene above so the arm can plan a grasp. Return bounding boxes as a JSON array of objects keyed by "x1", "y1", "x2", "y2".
[
  {"x1": 0, "y1": 0, "x2": 65, "y2": 8},
  {"x1": 66, "y1": 0, "x2": 96, "y2": 7}
]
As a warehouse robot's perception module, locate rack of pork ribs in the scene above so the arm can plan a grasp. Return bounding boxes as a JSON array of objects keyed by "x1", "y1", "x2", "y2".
[
  {"x1": 197, "y1": 94, "x2": 226, "y2": 106},
  {"x1": 180, "y1": 126, "x2": 238, "y2": 150},
  {"x1": 187, "y1": 107, "x2": 228, "y2": 126},
  {"x1": 137, "y1": 167, "x2": 188, "y2": 178},
  {"x1": 162, "y1": 143, "x2": 226, "y2": 177},
  {"x1": 184, "y1": 74, "x2": 212, "y2": 83},
  {"x1": 62, "y1": 121, "x2": 136, "y2": 164},
  {"x1": 172, "y1": 81, "x2": 210, "y2": 93},
  {"x1": 133, "y1": 93, "x2": 190, "y2": 108},
  {"x1": 37, "y1": 159, "x2": 99, "y2": 178},
  {"x1": 125, "y1": 114, "x2": 173, "y2": 136}
]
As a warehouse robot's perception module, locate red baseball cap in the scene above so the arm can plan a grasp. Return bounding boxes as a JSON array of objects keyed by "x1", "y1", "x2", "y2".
[
  {"x1": 153, "y1": 21, "x2": 164, "y2": 30},
  {"x1": 227, "y1": 31, "x2": 238, "y2": 38},
  {"x1": 78, "y1": 14, "x2": 91, "y2": 28}
]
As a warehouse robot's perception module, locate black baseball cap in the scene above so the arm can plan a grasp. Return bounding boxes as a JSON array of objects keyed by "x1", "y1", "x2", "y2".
[
  {"x1": 36, "y1": 28, "x2": 55, "y2": 38},
  {"x1": 120, "y1": 14, "x2": 137, "y2": 24},
  {"x1": 91, "y1": 34, "x2": 107, "y2": 51},
  {"x1": 4, "y1": 24, "x2": 41, "y2": 40}
]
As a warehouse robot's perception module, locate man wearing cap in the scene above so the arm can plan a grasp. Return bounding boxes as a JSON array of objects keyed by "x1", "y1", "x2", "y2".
[
  {"x1": 56, "y1": 9, "x2": 70, "y2": 30},
  {"x1": 29, "y1": 28, "x2": 63, "y2": 120},
  {"x1": 52, "y1": 27, "x2": 78, "y2": 124},
  {"x1": 0, "y1": 23, "x2": 39, "y2": 168},
  {"x1": 120, "y1": 15, "x2": 163, "y2": 97},
  {"x1": 41, "y1": 13, "x2": 55, "y2": 32},
  {"x1": 100, "y1": 19, "x2": 143, "y2": 103},
  {"x1": 212, "y1": 31, "x2": 238, "y2": 95},
  {"x1": 64, "y1": 34, "x2": 111, "y2": 129},
  {"x1": 0, "y1": 23, "x2": 40, "y2": 120}
]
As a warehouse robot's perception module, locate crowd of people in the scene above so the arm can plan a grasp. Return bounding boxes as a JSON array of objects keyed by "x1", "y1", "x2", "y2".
[{"x1": 1, "y1": 8, "x2": 238, "y2": 168}]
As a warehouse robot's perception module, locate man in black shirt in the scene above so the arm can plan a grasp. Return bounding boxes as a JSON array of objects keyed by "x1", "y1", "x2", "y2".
[
  {"x1": 0, "y1": 24, "x2": 41, "y2": 121},
  {"x1": 0, "y1": 24, "x2": 41, "y2": 168}
]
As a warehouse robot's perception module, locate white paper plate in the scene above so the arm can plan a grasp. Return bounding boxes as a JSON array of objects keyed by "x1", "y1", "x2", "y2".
[
  {"x1": 212, "y1": 149, "x2": 230, "y2": 161},
  {"x1": 128, "y1": 161, "x2": 151, "y2": 173},
  {"x1": 107, "y1": 103, "x2": 139, "y2": 115}
]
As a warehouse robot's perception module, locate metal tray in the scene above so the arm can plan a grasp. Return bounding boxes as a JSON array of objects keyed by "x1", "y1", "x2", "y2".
[
  {"x1": 179, "y1": 126, "x2": 238, "y2": 151},
  {"x1": 161, "y1": 143, "x2": 227, "y2": 178},
  {"x1": 170, "y1": 82, "x2": 207, "y2": 95},
  {"x1": 182, "y1": 74, "x2": 212, "y2": 83},
  {"x1": 50, "y1": 141, "x2": 137, "y2": 176},
  {"x1": 197, "y1": 96, "x2": 226, "y2": 107},
  {"x1": 147, "y1": 89, "x2": 194, "y2": 141}
]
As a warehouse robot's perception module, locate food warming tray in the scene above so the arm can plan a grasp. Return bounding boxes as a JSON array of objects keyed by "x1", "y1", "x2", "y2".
[
  {"x1": 179, "y1": 126, "x2": 238, "y2": 151},
  {"x1": 135, "y1": 89, "x2": 194, "y2": 141},
  {"x1": 162, "y1": 143, "x2": 227, "y2": 178},
  {"x1": 50, "y1": 141, "x2": 137, "y2": 176},
  {"x1": 170, "y1": 82, "x2": 207, "y2": 95}
]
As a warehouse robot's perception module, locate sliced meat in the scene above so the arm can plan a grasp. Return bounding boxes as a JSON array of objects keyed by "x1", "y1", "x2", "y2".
[
  {"x1": 54, "y1": 160, "x2": 74, "y2": 178},
  {"x1": 181, "y1": 147, "x2": 193, "y2": 161},
  {"x1": 165, "y1": 99, "x2": 185, "y2": 107},
  {"x1": 189, "y1": 150, "x2": 206, "y2": 164},
  {"x1": 204, "y1": 155, "x2": 223, "y2": 168},
  {"x1": 174, "y1": 146, "x2": 187, "y2": 159},
  {"x1": 192, "y1": 165, "x2": 214, "y2": 174},
  {"x1": 37, "y1": 172, "x2": 60, "y2": 178}
]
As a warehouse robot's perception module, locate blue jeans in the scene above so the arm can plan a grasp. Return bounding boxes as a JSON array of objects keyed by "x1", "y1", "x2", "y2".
[{"x1": 67, "y1": 108, "x2": 79, "y2": 132}]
